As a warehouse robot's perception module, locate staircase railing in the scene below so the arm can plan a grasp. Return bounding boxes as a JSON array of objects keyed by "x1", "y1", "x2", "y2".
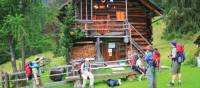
[
  {"x1": 127, "y1": 22, "x2": 152, "y2": 55},
  {"x1": 128, "y1": 29, "x2": 145, "y2": 55},
  {"x1": 128, "y1": 22, "x2": 152, "y2": 46}
]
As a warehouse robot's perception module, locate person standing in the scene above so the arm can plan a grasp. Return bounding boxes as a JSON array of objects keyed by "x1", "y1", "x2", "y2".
[
  {"x1": 145, "y1": 45, "x2": 156, "y2": 88},
  {"x1": 81, "y1": 58, "x2": 94, "y2": 88},
  {"x1": 169, "y1": 40, "x2": 184, "y2": 86}
]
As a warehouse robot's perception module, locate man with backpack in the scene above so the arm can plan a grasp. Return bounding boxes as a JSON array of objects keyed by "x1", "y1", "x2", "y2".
[
  {"x1": 81, "y1": 58, "x2": 94, "y2": 88},
  {"x1": 169, "y1": 40, "x2": 185, "y2": 87},
  {"x1": 145, "y1": 45, "x2": 157, "y2": 88}
]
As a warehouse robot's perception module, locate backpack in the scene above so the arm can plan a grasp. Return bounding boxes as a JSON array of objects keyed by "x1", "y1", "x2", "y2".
[
  {"x1": 25, "y1": 63, "x2": 32, "y2": 77},
  {"x1": 77, "y1": 61, "x2": 84, "y2": 74},
  {"x1": 176, "y1": 43, "x2": 185, "y2": 63},
  {"x1": 107, "y1": 79, "x2": 121, "y2": 87},
  {"x1": 176, "y1": 43, "x2": 184, "y2": 53},
  {"x1": 152, "y1": 50, "x2": 160, "y2": 67}
]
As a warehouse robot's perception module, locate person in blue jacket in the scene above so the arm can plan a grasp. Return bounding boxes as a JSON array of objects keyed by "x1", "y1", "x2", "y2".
[{"x1": 145, "y1": 45, "x2": 156, "y2": 88}]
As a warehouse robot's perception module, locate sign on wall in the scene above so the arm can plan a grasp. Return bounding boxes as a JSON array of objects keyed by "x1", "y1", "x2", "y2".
[{"x1": 108, "y1": 43, "x2": 115, "y2": 48}]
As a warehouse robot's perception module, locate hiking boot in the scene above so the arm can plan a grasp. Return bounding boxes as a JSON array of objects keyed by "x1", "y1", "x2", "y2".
[{"x1": 169, "y1": 82, "x2": 175, "y2": 87}]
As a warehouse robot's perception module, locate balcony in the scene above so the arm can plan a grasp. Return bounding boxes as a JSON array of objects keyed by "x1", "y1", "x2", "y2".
[{"x1": 77, "y1": 20, "x2": 129, "y2": 38}]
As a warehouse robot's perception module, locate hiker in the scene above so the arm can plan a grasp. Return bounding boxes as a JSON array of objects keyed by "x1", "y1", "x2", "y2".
[
  {"x1": 169, "y1": 40, "x2": 185, "y2": 86},
  {"x1": 131, "y1": 55, "x2": 145, "y2": 81},
  {"x1": 145, "y1": 45, "x2": 156, "y2": 88},
  {"x1": 29, "y1": 58, "x2": 44, "y2": 88},
  {"x1": 152, "y1": 48, "x2": 161, "y2": 70},
  {"x1": 81, "y1": 58, "x2": 94, "y2": 88}
]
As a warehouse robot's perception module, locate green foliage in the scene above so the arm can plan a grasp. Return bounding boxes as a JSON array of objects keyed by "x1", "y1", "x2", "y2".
[
  {"x1": 0, "y1": 0, "x2": 59, "y2": 64},
  {"x1": 160, "y1": 0, "x2": 200, "y2": 40},
  {"x1": 1, "y1": 14, "x2": 25, "y2": 41},
  {"x1": 59, "y1": 3, "x2": 84, "y2": 62}
]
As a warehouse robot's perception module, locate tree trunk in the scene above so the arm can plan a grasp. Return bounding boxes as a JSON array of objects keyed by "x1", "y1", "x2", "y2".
[
  {"x1": 8, "y1": 35, "x2": 17, "y2": 73},
  {"x1": 65, "y1": 48, "x2": 72, "y2": 64},
  {"x1": 21, "y1": 39, "x2": 25, "y2": 71}
]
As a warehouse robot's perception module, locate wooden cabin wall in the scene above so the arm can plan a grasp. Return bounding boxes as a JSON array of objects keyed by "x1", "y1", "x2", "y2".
[{"x1": 71, "y1": 43, "x2": 96, "y2": 59}]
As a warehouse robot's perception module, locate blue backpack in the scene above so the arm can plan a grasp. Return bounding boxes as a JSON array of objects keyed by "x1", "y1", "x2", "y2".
[{"x1": 176, "y1": 52, "x2": 185, "y2": 63}]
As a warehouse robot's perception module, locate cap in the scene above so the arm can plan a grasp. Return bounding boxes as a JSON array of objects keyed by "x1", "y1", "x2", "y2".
[{"x1": 171, "y1": 40, "x2": 176, "y2": 46}]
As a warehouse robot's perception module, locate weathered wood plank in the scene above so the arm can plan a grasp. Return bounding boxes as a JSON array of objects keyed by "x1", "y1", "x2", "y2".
[{"x1": 65, "y1": 71, "x2": 138, "y2": 82}]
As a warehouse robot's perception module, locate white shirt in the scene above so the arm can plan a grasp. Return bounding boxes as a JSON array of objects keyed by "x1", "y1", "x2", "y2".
[
  {"x1": 136, "y1": 59, "x2": 142, "y2": 67},
  {"x1": 171, "y1": 47, "x2": 176, "y2": 58}
]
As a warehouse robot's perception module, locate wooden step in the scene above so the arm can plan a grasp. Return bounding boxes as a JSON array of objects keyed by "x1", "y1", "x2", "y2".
[
  {"x1": 135, "y1": 41, "x2": 149, "y2": 45},
  {"x1": 131, "y1": 32, "x2": 147, "y2": 36}
]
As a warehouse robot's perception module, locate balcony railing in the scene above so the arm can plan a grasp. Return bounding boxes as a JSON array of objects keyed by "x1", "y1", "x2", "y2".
[{"x1": 77, "y1": 20, "x2": 128, "y2": 37}]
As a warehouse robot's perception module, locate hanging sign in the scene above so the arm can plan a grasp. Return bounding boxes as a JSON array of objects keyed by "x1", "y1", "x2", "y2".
[{"x1": 108, "y1": 43, "x2": 115, "y2": 48}]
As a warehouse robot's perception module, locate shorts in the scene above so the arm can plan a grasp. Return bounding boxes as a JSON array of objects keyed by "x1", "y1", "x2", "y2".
[{"x1": 171, "y1": 61, "x2": 181, "y2": 75}]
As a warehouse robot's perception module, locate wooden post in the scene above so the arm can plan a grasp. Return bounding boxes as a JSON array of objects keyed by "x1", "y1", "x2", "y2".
[
  {"x1": 86, "y1": 0, "x2": 88, "y2": 20},
  {"x1": 1, "y1": 72, "x2": 5, "y2": 88},
  {"x1": 96, "y1": 37, "x2": 101, "y2": 62},
  {"x1": 125, "y1": 0, "x2": 128, "y2": 20},
  {"x1": 91, "y1": 0, "x2": 93, "y2": 19},
  {"x1": 81, "y1": 0, "x2": 82, "y2": 20},
  {"x1": 4, "y1": 73, "x2": 10, "y2": 88},
  {"x1": 72, "y1": 61, "x2": 75, "y2": 76}
]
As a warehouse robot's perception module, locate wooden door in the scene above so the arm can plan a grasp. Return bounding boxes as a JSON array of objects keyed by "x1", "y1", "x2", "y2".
[{"x1": 101, "y1": 43, "x2": 121, "y2": 61}]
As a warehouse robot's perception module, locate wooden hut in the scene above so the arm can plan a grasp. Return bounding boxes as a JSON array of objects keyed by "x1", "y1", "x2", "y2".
[{"x1": 59, "y1": 0, "x2": 162, "y2": 61}]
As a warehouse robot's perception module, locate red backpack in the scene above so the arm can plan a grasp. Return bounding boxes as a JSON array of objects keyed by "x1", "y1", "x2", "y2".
[
  {"x1": 176, "y1": 43, "x2": 184, "y2": 53},
  {"x1": 77, "y1": 61, "x2": 84, "y2": 70},
  {"x1": 25, "y1": 63, "x2": 32, "y2": 76}
]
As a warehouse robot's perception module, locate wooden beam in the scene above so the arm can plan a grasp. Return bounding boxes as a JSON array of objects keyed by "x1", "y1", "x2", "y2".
[
  {"x1": 139, "y1": 0, "x2": 162, "y2": 16},
  {"x1": 96, "y1": 38, "x2": 101, "y2": 62},
  {"x1": 65, "y1": 71, "x2": 138, "y2": 82},
  {"x1": 75, "y1": 41, "x2": 95, "y2": 44},
  {"x1": 81, "y1": 0, "x2": 82, "y2": 20},
  {"x1": 86, "y1": 36, "x2": 128, "y2": 38},
  {"x1": 125, "y1": 0, "x2": 128, "y2": 20},
  {"x1": 91, "y1": 0, "x2": 93, "y2": 19}
]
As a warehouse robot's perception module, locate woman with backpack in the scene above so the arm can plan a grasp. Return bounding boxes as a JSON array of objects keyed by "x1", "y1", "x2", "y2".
[{"x1": 169, "y1": 40, "x2": 184, "y2": 87}]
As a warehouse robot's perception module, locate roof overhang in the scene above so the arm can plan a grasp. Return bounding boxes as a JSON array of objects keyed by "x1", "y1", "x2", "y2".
[{"x1": 138, "y1": 0, "x2": 163, "y2": 16}]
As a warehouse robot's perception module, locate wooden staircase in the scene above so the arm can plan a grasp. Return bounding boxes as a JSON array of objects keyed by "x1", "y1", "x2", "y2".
[{"x1": 127, "y1": 22, "x2": 152, "y2": 55}]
